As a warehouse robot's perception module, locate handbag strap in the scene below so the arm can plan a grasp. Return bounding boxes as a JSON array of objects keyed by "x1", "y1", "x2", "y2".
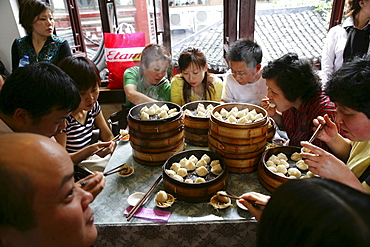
[{"x1": 358, "y1": 165, "x2": 370, "y2": 183}]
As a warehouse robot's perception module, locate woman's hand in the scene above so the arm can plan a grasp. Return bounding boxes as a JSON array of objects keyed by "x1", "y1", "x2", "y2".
[
  {"x1": 313, "y1": 114, "x2": 338, "y2": 143},
  {"x1": 261, "y1": 96, "x2": 277, "y2": 117},
  {"x1": 92, "y1": 141, "x2": 116, "y2": 157},
  {"x1": 238, "y1": 192, "x2": 270, "y2": 221},
  {"x1": 77, "y1": 172, "x2": 106, "y2": 199},
  {"x1": 300, "y1": 141, "x2": 351, "y2": 180}
]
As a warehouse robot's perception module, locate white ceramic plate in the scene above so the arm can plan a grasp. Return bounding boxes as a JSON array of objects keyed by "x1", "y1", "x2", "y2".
[
  {"x1": 236, "y1": 199, "x2": 249, "y2": 211},
  {"x1": 127, "y1": 192, "x2": 147, "y2": 206}
]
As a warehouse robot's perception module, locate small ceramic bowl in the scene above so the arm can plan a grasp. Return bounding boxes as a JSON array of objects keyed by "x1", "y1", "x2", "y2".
[
  {"x1": 127, "y1": 192, "x2": 147, "y2": 207},
  {"x1": 117, "y1": 164, "x2": 134, "y2": 177},
  {"x1": 236, "y1": 199, "x2": 248, "y2": 211}
]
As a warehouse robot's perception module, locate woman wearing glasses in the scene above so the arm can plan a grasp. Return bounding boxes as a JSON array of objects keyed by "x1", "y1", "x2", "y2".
[
  {"x1": 221, "y1": 39, "x2": 267, "y2": 105},
  {"x1": 171, "y1": 47, "x2": 223, "y2": 106},
  {"x1": 123, "y1": 44, "x2": 172, "y2": 108},
  {"x1": 261, "y1": 53, "x2": 338, "y2": 151}
]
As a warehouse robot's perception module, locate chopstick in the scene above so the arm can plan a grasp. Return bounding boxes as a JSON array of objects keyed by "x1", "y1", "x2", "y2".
[
  {"x1": 308, "y1": 123, "x2": 325, "y2": 143},
  {"x1": 126, "y1": 175, "x2": 163, "y2": 221},
  {"x1": 91, "y1": 133, "x2": 125, "y2": 156},
  {"x1": 80, "y1": 163, "x2": 128, "y2": 186},
  {"x1": 220, "y1": 191, "x2": 266, "y2": 207}
]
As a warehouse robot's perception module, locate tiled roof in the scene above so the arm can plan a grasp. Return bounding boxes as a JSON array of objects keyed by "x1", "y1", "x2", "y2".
[{"x1": 172, "y1": 6, "x2": 327, "y2": 73}]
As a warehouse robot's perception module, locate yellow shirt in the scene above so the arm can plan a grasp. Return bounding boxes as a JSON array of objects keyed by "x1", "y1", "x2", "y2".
[
  {"x1": 170, "y1": 74, "x2": 223, "y2": 106},
  {"x1": 347, "y1": 140, "x2": 370, "y2": 193}
]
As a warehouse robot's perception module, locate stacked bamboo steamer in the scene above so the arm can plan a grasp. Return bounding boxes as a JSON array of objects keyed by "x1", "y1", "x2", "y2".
[
  {"x1": 128, "y1": 102, "x2": 184, "y2": 166},
  {"x1": 209, "y1": 103, "x2": 268, "y2": 173}
]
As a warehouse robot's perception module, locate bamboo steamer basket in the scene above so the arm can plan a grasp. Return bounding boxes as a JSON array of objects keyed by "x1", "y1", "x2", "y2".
[
  {"x1": 209, "y1": 103, "x2": 268, "y2": 173},
  {"x1": 267, "y1": 117, "x2": 277, "y2": 142},
  {"x1": 128, "y1": 101, "x2": 184, "y2": 166},
  {"x1": 258, "y1": 146, "x2": 302, "y2": 192},
  {"x1": 182, "y1": 101, "x2": 221, "y2": 147},
  {"x1": 162, "y1": 149, "x2": 228, "y2": 202}
]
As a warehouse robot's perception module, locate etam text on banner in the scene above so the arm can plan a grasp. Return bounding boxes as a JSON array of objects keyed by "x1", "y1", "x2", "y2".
[{"x1": 105, "y1": 47, "x2": 143, "y2": 62}]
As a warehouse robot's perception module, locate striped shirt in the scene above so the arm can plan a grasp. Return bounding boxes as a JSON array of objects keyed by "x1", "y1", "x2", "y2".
[
  {"x1": 282, "y1": 91, "x2": 336, "y2": 151},
  {"x1": 64, "y1": 101, "x2": 101, "y2": 153}
]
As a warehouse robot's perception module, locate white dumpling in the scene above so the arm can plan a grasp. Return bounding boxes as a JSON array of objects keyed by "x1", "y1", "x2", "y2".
[
  {"x1": 147, "y1": 107, "x2": 156, "y2": 115},
  {"x1": 196, "y1": 159, "x2": 208, "y2": 167},
  {"x1": 170, "y1": 163, "x2": 181, "y2": 172},
  {"x1": 189, "y1": 155, "x2": 198, "y2": 164},
  {"x1": 210, "y1": 160, "x2": 220, "y2": 167},
  {"x1": 185, "y1": 179, "x2": 194, "y2": 183},
  {"x1": 158, "y1": 110, "x2": 168, "y2": 119},
  {"x1": 184, "y1": 160, "x2": 196, "y2": 171},
  {"x1": 168, "y1": 108, "x2": 178, "y2": 114},
  {"x1": 206, "y1": 104, "x2": 214, "y2": 110},
  {"x1": 196, "y1": 166, "x2": 208, "y2": 176},
  {"x1": 296, "y1": 160, "x2": 309, "y2": 170},
  {"x1": 151, "y1": 104, "x2": 160, "y2": 110},
  {"x1": 197, "y1": 111, "x2": 206, "y2": 117},
  {"x1": 277, "y1": 153, "x2": 288, "y2": 161},
  {"x1": 227, "y1": 111, "x2": 237, "y2": 118},
  {"x1": 276, "y1": 172, "x2": 286, "y2": 177},
  {"x1": 291, "y1": 152, "x2": 302, "y2": 161},
  {"x1": 253, "y1": 113, "x2": 264, "y2": 121},
  {"x1": 140, "y1": 106, "x2": 149, "y2": 113},
  {"x1": 236, "y1": 110, "x2": 246, "y2": 118},
  {"x1": 177, "y1": 168, "x2": 188, "y2": 177},
  {"x1": 155, "y1": 108, "x2": 163, "y2": 114},
  {"x1": 179, "y1": 158, "x2": 188, "y2": 167},
  {"x1": 211, "y1": 163, "x2": 223, "y2": 175},
  {"x1": 306, "y1": 171, "x2": 315, "y2": 178},
  {"x1": 279, "y1": 159, "x2": 290, "y2": 169},
  {"x1": 169, "y1": 112, "x2": 179, "y2": 117},
  {"x1": 195, "y1": 177, "x2": 206, "y2": 183},
  {"x1": 237, "y1": 116, "x2": 247, "y2": 125},
  {"x1": 173, "y1": 174, "x2": 184, "y2": 182},
  {"x1": 166, "y1": 169, "x2": 176, "y2": 177},
  {"x1": 214, "y1": 111, "x2": 222, "y2": 119},
  {"x1": 266, "y1": 160, "x2": 275, "y2": 167},
  {"x1": 156, "y1": 190, "x2": 168, "y2": 202},
  {"x1": 288, "y1": 167, "x2": 301, "y2": 178},
  {"x1": 268, "y1": 166, "x2": 278, "y2": 173},
  {"x1": 220, "y1": 108, "x2": 228, "y2": 117},
  {"x1": 268, "y1": 155, "x2": 280, "y2": 165},
  {"x1": 184, "y1": 109, "x2": 192, "y2": 115},
  {"x1": 276, "y1": 165, "x2": 287, "y2": 174},
  {"x1": 160, "y1": 104, "x2": 169, "y2": 111},
  {"x1": 227, "y1": 115, "x2": 237, "y2": 123},
  {"x1": 200, "y1": 154, "x2": 211, "y2": 164},
  {"x1": 140, "y1": 111, "x2": 150, "y2": 120},
  {"x1": 230, "y1": 106, "x2": 239, "y2": 113}
]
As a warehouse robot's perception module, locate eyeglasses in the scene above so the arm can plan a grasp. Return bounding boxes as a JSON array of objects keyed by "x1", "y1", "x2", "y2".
[{"x1": 230, "y1": 69, "x2": 249, "y2": 77}]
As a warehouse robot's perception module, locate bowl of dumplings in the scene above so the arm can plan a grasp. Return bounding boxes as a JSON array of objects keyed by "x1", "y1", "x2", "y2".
[
  {"x1": 211, "y1": 103, "x2": 268, "y2": 128},
  {"x1": 128, "y1": 101, "x2": 182, "y2": 122},
  {"x1": 162, "y1": 150, "x2": 228, "y2": 202},
  {"x1": 258, "y1": 146, "x2": 318, "y2": 192}
]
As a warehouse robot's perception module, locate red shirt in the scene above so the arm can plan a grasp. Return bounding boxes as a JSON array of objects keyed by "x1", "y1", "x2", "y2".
[{"x1": 282, "y1": 91, "x2": 336, "y2": 151}]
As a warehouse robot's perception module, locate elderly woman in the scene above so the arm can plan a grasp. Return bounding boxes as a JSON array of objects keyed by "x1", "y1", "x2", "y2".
[
  {"x1": 300, "y1": 56, "x2": 370, "y2": 194},
  {"x1": 123, "y1": 44, "x2": 172, "y2": 108},
  {"x1": 11, "y1": 0, "x2": 71, "y2": 71},
  {"x1": 261, "y1": 53, "x2": 337, "y2": 151}
]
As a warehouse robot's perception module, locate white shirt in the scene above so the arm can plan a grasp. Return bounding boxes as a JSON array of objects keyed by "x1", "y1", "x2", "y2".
[
  {"x1": 321, "y1": 17, "x2": 370, "y2": 85},
  {"x1": 221, "y1": 70, "x2": 267, "y2": 106}
]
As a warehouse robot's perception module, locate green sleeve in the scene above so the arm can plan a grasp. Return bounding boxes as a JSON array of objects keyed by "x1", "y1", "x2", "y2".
[{"x1": 123, "y1": 66, "x2": 140, "y2": 87}]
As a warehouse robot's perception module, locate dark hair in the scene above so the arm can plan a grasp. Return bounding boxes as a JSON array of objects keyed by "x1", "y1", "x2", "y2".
[
  {"x1": 262, "y1": 53, "x2": 321, "y2": 102},
  {"x1": 257, "y1": 178, "x2": 370, "y2": 247},
  {"x1": 0, "y1": 163, "x2": 35, "y2": 231},
  {"x1": 346, "y1": 0, "x2": 362, "y2": 17},
  {"x1": 139, "y1": 44, "x2": 173, "y2": 80},
  {"x1": 178, "y1": 47, "x2": 215, "y2": 103},
  {"x1": 0, "y1": 62, "x2": 80, "y2": 122},
  {"x1": 227, "y1": 39, "x2": 262, "y2": 68},
  {"x1": 19, "y1": 0, "x2": 52, "y2": 35},
  {"x1": 326, "y1": 56, "x2": 370, "y2": 119},
  {"x1": 58, "y1": 56, "x2": 101, "y2": 92}
]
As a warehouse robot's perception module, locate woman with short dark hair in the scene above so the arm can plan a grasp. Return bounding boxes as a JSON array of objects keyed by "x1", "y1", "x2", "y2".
[{"x1": 11, "y1": 0, "x2": 71, "y2": 71}]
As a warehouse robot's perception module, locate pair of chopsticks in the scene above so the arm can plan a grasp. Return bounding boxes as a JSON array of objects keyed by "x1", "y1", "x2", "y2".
[
  {"x1": 91, "y1": 133, "x2": 125, "y2": 156},
  {"x1": 220, "y1": 191, "x2": 266, "y2": 207},
  {"x1": 126, "y1": 175, "x2": 163, "y2": 221},
  {"x1": 80, "y1": 163, "x2": 128, "y2": 186},
  {"x1": 308, "y1": 123, "x2": 325, "y2": 143}
]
